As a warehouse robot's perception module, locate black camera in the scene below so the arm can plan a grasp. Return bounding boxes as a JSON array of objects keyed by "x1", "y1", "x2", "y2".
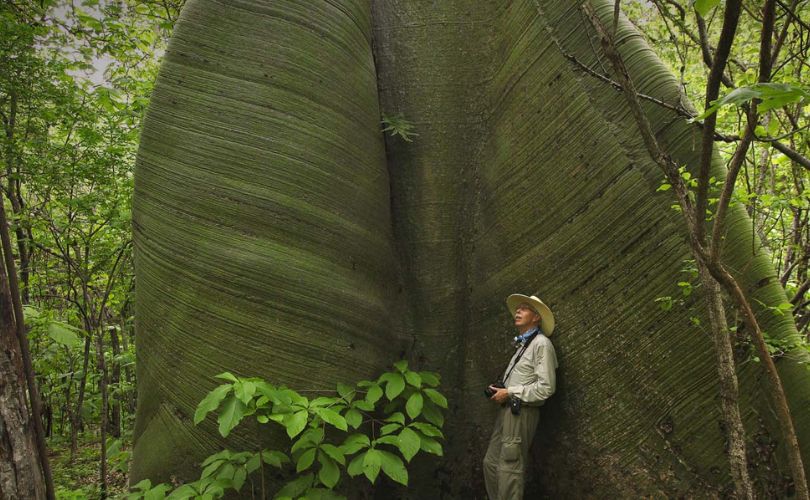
[
  {"x1": 485, "y1": 382, "x2": 521, "y2": 415},
  {"x1": 484, "y1": 381, "x2": 505, "y2": 398}
]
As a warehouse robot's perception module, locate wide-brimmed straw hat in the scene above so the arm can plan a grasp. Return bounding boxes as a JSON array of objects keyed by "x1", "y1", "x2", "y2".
[{"x1": 506, "y1": 294, "x2": 555, "y2": 336}]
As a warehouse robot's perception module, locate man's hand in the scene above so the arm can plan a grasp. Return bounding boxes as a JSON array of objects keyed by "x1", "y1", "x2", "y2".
[{"x1": 489, "y1": 386, "x2": 510, "y2": 404}]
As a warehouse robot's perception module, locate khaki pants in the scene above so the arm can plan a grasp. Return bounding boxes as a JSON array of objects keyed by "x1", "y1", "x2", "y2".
[{"x1": 482, "y1": 404, "x2": 541, "y2": 500}]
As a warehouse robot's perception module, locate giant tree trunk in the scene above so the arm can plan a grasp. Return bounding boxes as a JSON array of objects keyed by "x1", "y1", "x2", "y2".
[{"x1": 131, "y1": 0, "x2": 810, "y2": 497}]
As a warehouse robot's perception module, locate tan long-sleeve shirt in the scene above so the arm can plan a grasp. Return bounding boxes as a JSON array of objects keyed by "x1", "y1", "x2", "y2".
[{"x1": 502, "y1": 333, "x2": 558, "y2": 406}]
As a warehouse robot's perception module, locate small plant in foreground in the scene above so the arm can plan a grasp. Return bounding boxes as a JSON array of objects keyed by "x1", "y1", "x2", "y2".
[{"x1": 126, "y1": 360, "x2": 447, "y2": 499}]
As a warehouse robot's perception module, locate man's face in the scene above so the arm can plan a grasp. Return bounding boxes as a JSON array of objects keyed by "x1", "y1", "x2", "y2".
[{"x1": 514, "y1": 303, "x2": 541, "y2": 329}]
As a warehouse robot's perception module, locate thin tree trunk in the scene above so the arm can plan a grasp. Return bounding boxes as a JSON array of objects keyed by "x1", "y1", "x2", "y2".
[
  {"x1": 70, "y1": 335, "x2": 91, "y2": 462},
  {"x1": 95, "y1": 330, "x2": 108, "y2": 499},
  {"x1": 109, "y1": 326, "x2": 121, "y2": 438},
  {"x1": 699, "y1": 263, "x2": 754, "y2": 499}
]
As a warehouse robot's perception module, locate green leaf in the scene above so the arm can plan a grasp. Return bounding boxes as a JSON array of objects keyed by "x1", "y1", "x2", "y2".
[
  {"x1": 340, "y1": 434, "x2": 370, "y2": 455},
  {"x1": 233, "y1": 468, "x2": 247, "y2": 491},
  {"x1": 347, "y1": 453, "x2": 365, "y2": 477},
  {"x1": 419, "y1": 435, "x2": 444, "y2": 456},
  {"x1": 374, "y1": 435, "x2": 400, "y2": 447},
  {"x1": 397, "y1": 427, "x2": 421, "y2": 462},
  {"x1": 423, "y1": 388, "x2": 448, "y2": 409},
  {"x1": 393, "y1": 360, "x2": 408, "y2": 372},
  {"x1": 310, "y1": 396, "x2": 337, "y2": 408},
  {"x1": 404, "y1": 371, "x2": 422, "y2": 388},
  {"x1": 410, "y1": 422, "x2": 443, "y2": 438},
  {"x1": 379, "y1": 450, "x2": 408, "y2": 486},
  {"x1": 362, "y1": 449, "x2": 382, "y2": 483},
  {"x1": 262, "y1": 450, "x2": 289, "y2": 468},
  {"x1": 318, "y1": 451, "x2": 340, "y2": 488},
  {"x1": 285, "y1": 410, "x2": 309, "y2": 438},
  {"x1": 292, "y1": 428, "x2": 324, "y2": 454},
  {"x1": 297, "y1": 448, "x2": 317, "y2": 472},
  {"x1": 693, "y1": 0, "x2": 720, "y2": 17},
  {"x1": 47, "y1": 321, "x2": 81, "y2": 347},
  {"x1": 380, "y1": 423, "x2": 401, "y2": 436},
  {"x1": 194, "y1": 385, "x2": 232, "y2": 425},
  {"x1": 320, "y1": 444, "x2": 346, "y2": 465},
  {"x1": 385, "y1": 412, "x2": 405, "y2": 425},
  {"x1": 234, "y1": 381, "x2": 256, "y2": 405},
  {"x1": 337, "y1": 382, "x2": 354, "y2": 401},
  {"x1": 344, "y1": 408, "x2": 362, "y2": 429},
  {"x1": 419, "y1": 371, "x2": 440, "y2": 387},
  {"x1": 365, "y1": 384, "x2": 383, "y2": 405},
  {"x1": 406, "y1": 392, "x2": 423, "y2": 419},
  {"x1": 276, "y1": 473, "x2": 313, "y2": 499},
  {"x1": 422, "y1": 402, "x2": 444, "y2": 427},
  {"x1": 315, "y1": 407, "x2": 348, "y2": 431},
  {"x1": 217, "y1": 396, "x2": 247, "y2": 437},
  {"x1": 352, "y1": 400, "x2": 374, "y2": 412},
  {"x1": 215, "y1": 372, "x2": 238, "y2": 383},
  {"x1": 380, "y1": 373, "x2": 405, "y2": 400}
]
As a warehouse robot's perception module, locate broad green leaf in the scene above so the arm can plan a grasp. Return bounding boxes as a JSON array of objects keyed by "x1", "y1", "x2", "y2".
[
  {"x1": 352, "y1": 400, "x2": 374, "y2": 412},
  {"x1": 47, "y1": 322, "x2": 81, "y2": 347},
  {"x1": 337, "y1": 382, "x2": 355, "y2": 401},
  {"x1": 340, "y1": 434, "x2": 370, "y2": 455},
  {"x1": 275, "y1": 473, "x2": 313, "y2": 499},
  {"x1": 217, "y1": 396, "x2": 247, "y2": 437},
  {"x1": 315, "y1": 407, "x2": 348, "y2": 431},
  {"x1": 693, "y1": 0, "x2": 720, "y2": 17},
  {"x1": 234, "y1": 381, "x2": 256, "y2": 405},
  {"x1": 302, "y1": 487, "x2": 346, "y2": 500},
  {"x1": 292, "y1": 428, "x2": 324, "y2": 454},
  {"x1": 365, "y1": 384, "x2": 383, "y2": 405},
  {"x1": 344, "y1": 408, "x2": 362, "y2": 429},
  {"x1": 297, "y1": 448, "x2": 317, "y2": 472},
  {"x1": 318, "y1": 451, "x2": 340, "y2": 488},
  {"x1": 285, "y1": 410, "x2": 309, "y2": 438},
  {"x1": 310, "y1": 396, "x2": 337, "y2": 408},
  {"x1": 397, "y1": 427, "x2": 421, "y2": 462},
  {"x1": 419, "y1": 371, "x2": 440, "y2": 387},
  {"x1": 214, "y1": 372, "x2": 238, "y2": 383},
  {"x1": 380, "y1": 423, "x2": 401, "y2": 436},
  {"x1": 419, "y1": 435, "x2": 444, "y2": 456},
  {"x1": 404, "y1": 371, "x2": 422, "y2": 388},
  {"x1": 423, "y1": 388, "x2": 448, "y2": 409},
  {"x1": 347, "y1": 453, "x2": 365, "y2": 477},
  {"x1": 144, "y1": 483, "x2": 171, "y2": 500},
  {"x1": 194, "y1": 385, "x2": 232, "y2": 425},
  {"x1": 233, "y1": 468, "x2": 247, "y2": 491},
  {"x1": 393, "y1": 360, "x2": 408, "y2": 372},
  {"x1": 262, "y1": 450, "x2": 289, "y2": 468},
  {"x1": 422, "y1": 401, "x2": 444, "y2": 427},
  {"x1": 406, "y1": 392, "x2": 423, "y2": 419},
  {"x1": 373, "y1": 435, "x2": 400, "y2": 447},
  {"x1": 379, "y1": 373, "x2": 405, "y2": 400},
  {"x1": 385, "y1": 412, "x2": 405, "y2": 425},
  {"x1": 320, "y1": 443, "x2": 346, "y2": 465},
  {"x1": 379, "y1": 450, "x2": 408, "y2": 486},
  {"x1": 362, "y1": 449, "x2": 382, "y2": 483},
  {"x1": 410, "y1": 422, "x2": 443, "y2": 438}
]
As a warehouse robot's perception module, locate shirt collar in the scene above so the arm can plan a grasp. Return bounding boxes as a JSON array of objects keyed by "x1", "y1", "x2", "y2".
[{"x1": 514, "y1": 326, "x2": 540, "y2": 346}]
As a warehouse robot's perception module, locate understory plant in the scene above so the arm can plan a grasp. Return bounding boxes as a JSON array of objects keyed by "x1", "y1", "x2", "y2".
[{"x1": 126, "y1": 360, "x2": 447, "y2": 499}]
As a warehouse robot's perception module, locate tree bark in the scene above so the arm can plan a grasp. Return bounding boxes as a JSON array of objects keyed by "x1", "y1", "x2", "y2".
[{"x1": 0, "y1": 245, "x2": 45, "y2": 500}]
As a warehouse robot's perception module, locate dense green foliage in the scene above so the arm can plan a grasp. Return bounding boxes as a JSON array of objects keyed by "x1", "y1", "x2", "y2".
[{"x1": 126, "y1": 361, "x2": 447, "y2": 499}]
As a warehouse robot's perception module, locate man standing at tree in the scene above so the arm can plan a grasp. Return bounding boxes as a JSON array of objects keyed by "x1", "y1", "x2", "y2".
[{"x1": 483, "y1": 293, "x2": 558, "y2": 499}]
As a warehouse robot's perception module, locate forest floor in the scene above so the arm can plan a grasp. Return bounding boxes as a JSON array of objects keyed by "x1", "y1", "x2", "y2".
[{"x1": 49, "y1": 431, "x2": 131, "y2": 499}]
